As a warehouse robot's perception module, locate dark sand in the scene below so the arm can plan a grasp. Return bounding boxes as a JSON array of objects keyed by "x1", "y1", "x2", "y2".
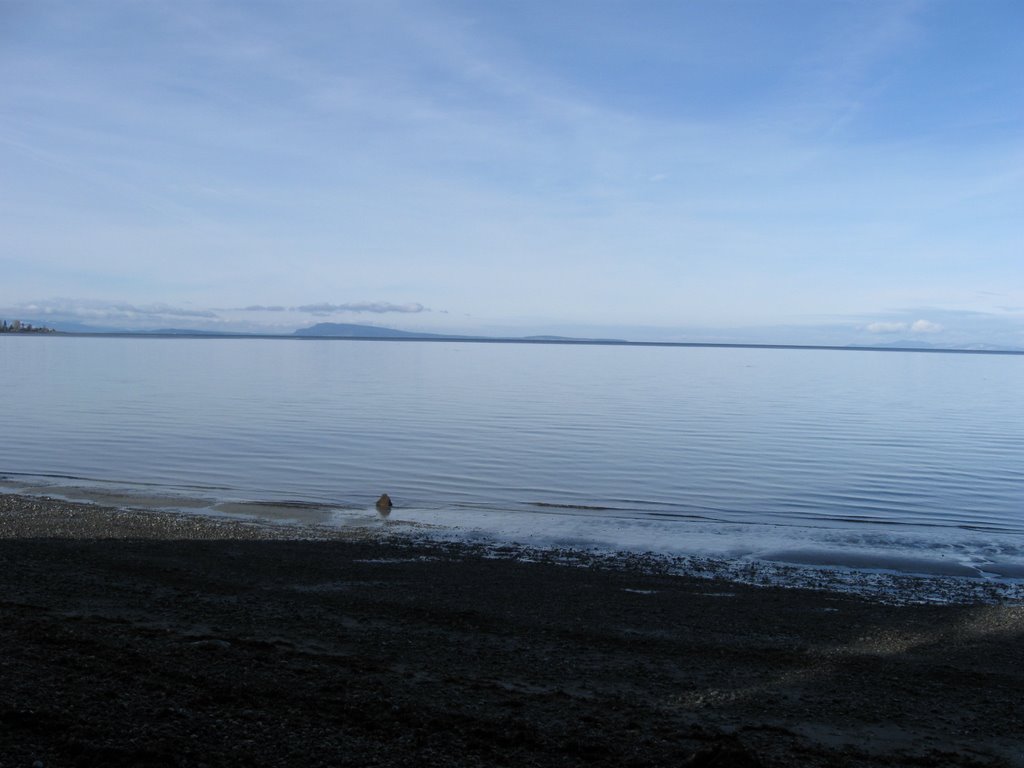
[{"x1": 1, "y1": 494, "x2": 1022, "y2": 767}]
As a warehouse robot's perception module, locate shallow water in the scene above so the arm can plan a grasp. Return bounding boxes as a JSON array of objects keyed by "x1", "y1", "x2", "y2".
[{"x1": 2, "y1": 336, "x2": 1023, "y2": 578}]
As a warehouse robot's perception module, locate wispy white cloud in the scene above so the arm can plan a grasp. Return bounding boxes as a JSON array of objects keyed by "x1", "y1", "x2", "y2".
[
  {"x1": 853, "y1": 307, "x2": 1024, "y2": 348},
  {"x1": 865, "y1": 321, "x2": 908, "y2": 334},
  {"x1": 235, "y1": 302, "x2": 430, "y2": 315},
  {"x1": 4, "y1": 298, "x2": 430, "y2": 330},
  {"x1": 865, "y1": 318, "x2": 943, "y2": 334},
  {"x1": 11, "y1": 299, "x2": 217, "y2": 321},
  {"x1": 1, "y1": 299, "x2": 223, "y2": 330},
  {"x1": 295, "y1": 302, "x2": 428, "y2": 315},
  {"x1": 909, "y1": 319, "x2": 943, "y2": 334}
]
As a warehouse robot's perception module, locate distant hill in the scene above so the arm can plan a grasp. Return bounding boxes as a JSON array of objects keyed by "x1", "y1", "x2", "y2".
[{"x1": 293, "y1": 323, "x2": 450, "y2": 338}]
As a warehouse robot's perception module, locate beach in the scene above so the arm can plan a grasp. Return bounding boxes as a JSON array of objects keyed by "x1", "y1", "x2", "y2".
[{"x1": 1, "y1": 494, "x2": 1022, "y2": 767}]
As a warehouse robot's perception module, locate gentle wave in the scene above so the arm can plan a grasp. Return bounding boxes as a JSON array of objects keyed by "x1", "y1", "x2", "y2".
[{"x1": 3, "y1": 337, "x2": 1024, "y2": 576}]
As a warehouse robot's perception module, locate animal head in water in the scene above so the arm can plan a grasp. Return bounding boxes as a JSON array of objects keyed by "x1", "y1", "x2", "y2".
[{"x1": 375, "y1": 493, "x2": 393, "y2": 517}]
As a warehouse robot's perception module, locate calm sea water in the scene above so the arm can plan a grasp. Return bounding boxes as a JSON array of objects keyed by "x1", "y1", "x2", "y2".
[{"x1": 3, "y1": 336, "x2": 1023, "y2": 578}]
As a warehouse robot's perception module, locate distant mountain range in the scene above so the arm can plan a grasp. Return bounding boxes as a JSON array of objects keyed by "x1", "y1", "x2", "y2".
[
  {"x1": 292, "y1": 326, "x2": 1023, "y2": 352},
  {"x1": 43, "y1": 322, "x2": 251, "y2": 336},
  {"x1": 21, "y1": 320, "x2": 1024, "y2": 353},
  {"x1": 38, "y1": 320, "x2": 623, "y2": 343},
  {"x1": 291, "y1": 323, "x2": 625, "y2": 342}
]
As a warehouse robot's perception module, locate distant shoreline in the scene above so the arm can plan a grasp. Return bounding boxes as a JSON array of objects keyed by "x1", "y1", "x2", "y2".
[{"x1": 13, "y1": 331, "x2": 1024, "y2": 356}]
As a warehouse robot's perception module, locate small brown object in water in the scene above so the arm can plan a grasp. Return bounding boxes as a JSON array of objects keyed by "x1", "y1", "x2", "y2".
[{"x1": 375, "y1": 493, "x2": 393, "y2": 517}]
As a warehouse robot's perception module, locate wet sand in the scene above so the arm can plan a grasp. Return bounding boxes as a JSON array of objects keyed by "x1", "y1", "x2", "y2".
[{"x1": 1, "y1": 494, "x2": 1022, "y2": 767}]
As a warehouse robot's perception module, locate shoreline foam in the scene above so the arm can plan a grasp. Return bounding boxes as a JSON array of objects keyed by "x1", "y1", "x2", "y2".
[
  {"x1": 3, "y1": 493, "x2": 1021, "y2": 606},
  {"x1": 6, "y1": 469, "x2": 1024, "y2": 586}
]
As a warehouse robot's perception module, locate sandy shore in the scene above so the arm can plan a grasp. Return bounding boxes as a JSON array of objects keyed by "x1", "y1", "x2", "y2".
[{"x1": 1, "y1": 493, "x2": 1022, "y2": 767}]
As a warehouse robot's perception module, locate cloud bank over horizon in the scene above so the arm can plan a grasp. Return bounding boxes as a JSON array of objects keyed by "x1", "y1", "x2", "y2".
[
  {"x1": 0, "y1": 298, "x2": 434, "y2": 332},
  {"x1": 1, "y1": 1, "x2": 1022, "y2": 344},
  {"x1": 4, "y1": 297, "x2": 1023, "y2": 348},
  {"x1": 865, "y1": 319, "x2": 944, "y2": 335}
]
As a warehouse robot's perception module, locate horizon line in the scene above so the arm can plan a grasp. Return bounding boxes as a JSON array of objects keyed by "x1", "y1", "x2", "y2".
[{"x1": 28, "y1": 330, "x2": 1024, "y2": 357}]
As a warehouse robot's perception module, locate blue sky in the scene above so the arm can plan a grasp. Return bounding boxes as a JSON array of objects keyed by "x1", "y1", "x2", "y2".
[{"x1": 2, "y1": 0, "x2": 1022, "y2": 345}]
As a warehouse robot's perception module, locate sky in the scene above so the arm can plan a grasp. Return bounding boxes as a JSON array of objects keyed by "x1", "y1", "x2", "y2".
[{"x1": 1, "y1": 0, "x2": 1022, "y2": 345}]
